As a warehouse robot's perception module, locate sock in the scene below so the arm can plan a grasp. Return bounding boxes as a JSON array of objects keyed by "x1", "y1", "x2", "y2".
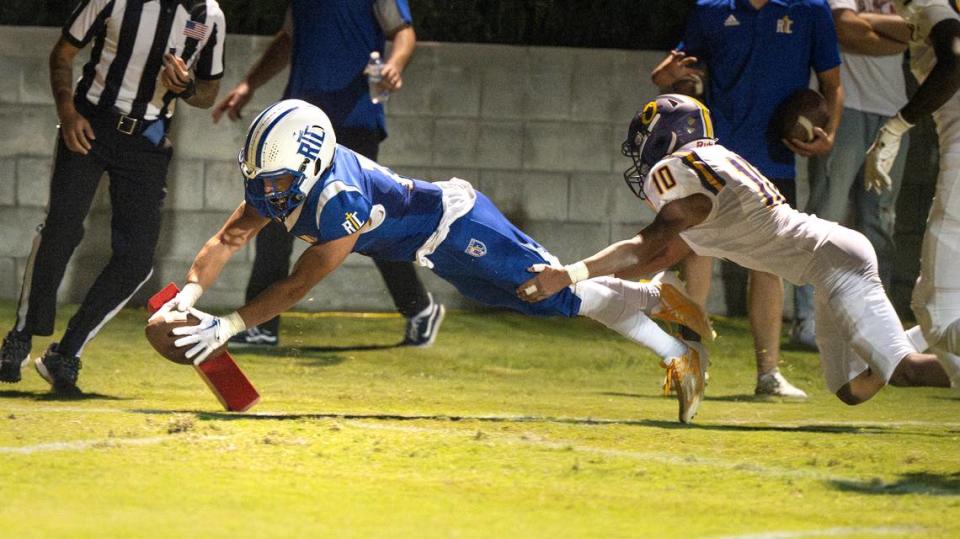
[{"x1": 576, "y1": 278, "x2": 687, "y2": 361}]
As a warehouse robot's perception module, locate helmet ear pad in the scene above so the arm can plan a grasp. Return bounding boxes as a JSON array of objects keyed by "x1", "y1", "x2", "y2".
[{"x1": 640, "y1": 126, "x2": 679, "y2": 172}]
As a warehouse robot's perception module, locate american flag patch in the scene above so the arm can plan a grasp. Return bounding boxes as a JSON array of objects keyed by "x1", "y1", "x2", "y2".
[{"x1": 183, "y1": 20, "x2": 208, "y2": 40}]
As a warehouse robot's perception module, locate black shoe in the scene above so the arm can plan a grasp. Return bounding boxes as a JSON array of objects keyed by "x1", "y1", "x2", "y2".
[
  {"x1": 228, "y1": 327, "x2": 279, "y2": 347},
  {"x1": 402, "y1": 295, "x2": 445, "y2": 348},
  {"x1": 0, "y1": 331, "x2": 31, "y2": 383},
  {"x1": 34, "y1": 343, "x2": 82, "y2": 395}
]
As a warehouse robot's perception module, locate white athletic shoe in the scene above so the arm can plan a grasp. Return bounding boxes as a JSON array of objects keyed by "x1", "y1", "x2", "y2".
[
  {"x1": 402, "y1": 294, "x2": 446, "y2": 348},
  {"x1": 755, "y1": 371, "x2": 808, "y2": 399},
  {"x1": 229, "y1": 327, "x2": 279, "y2": 347}
]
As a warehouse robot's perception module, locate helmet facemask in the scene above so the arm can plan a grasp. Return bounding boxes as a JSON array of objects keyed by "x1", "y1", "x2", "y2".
[
  {"x1": 621, "y1": 109, "x2": 673, "y2": 199},
  {"x1": 621, "y1": 136, "x2": 647, "y2": 199},
  {"x1": 238, "y1": 100, "x2": 338, "y2": 223},
  {"x1": 239, "y1": 146, "x2": 316, "y2": 222}
]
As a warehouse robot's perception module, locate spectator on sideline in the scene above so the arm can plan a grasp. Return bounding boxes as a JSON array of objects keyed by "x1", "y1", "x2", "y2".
[
  {"x1": 0, "y1": 0, "x2": 225, "y2": 393},
  {"x1": 863, "y1": 0, "x2": 960, "y2": 387},
  {"x1": 651, "y1": 0, "x2": 844, "y2": 398},
  {"x1": 792, "y1": 0, "x2": 910, "y2": 349},
  {"x1": 211, "y1": 0, "x2": 444, "y2": 348}
]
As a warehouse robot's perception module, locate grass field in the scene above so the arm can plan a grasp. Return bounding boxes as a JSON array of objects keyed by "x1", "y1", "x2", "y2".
[{"x1": 1, "y1": 300, "x2": 958, "y2": 538}]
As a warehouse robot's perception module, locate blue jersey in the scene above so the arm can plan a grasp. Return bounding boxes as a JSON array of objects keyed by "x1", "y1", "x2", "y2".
[
  {"x1": 246, "y1": 145, "x2": 582, "y2": 318},
  {"x1": 285, "y1": 145, "x2": 444, "y2": 261},
  {"x1": 678, "y1": 0, "x2": 840, "y2": 179},
  {"x1": 284, "y1": 0, "x2": 412, "y2": 137}
]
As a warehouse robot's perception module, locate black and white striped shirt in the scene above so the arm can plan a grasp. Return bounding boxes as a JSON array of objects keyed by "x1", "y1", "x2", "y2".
[{"x1": 64, "y1": 0, "x2": 226, "y2": 121}]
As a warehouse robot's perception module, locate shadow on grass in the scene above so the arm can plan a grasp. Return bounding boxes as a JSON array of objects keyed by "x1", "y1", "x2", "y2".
[
  {"x1": 0, "y1": 389, "x2": 128, "y2": 401},
  {"x1": 298, "y1": 343, "x2": 403, "y2": 353},
  {"x1": 781, "y1": 341, "x2": 820, "y2": 353},
  {"x1": 638, "y1": 420, "x2": 957, "y2": 438},
  {"x1": 227, "y1": 347, "x2": 345, "y2": 367},
  {"x1": 636, "y1": 419, "x2": 864, "y2": 434},
  {"x1": 132, "y1": 408, "x2": 656, "y2": 426},
  {"x1": 705, "y1": 394, "x2": 809, "y2": 403},
  {"x1": 598, "y1": 391, "x2": 807, "y2": 404},
  {"x1": 830, "y1": 472, "x2": 960, "y2": 496},
  {"x1": 125, "y1": 409, "x2": 960, "y2": 438},
  {"x1": 129, "y1": 409, "x2": 909, "y2": 436},
  {"x1": 229, "y1": 342, "x2": 403, "y2": 364}
]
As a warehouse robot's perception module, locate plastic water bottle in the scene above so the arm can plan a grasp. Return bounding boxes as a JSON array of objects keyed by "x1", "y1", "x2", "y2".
[{"x1": 366, "y1": 51, "x2": 390, "y2": 104}]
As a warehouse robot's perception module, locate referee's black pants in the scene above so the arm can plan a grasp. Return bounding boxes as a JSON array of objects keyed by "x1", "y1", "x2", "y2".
[
  {"x1": 245, "y1": 127, "x2": 430, "y2": 334},
  {"x1": 13, "y1": 117, "x2": 170, "y2": 358}
]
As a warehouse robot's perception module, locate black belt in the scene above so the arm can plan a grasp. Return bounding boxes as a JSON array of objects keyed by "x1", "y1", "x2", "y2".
[
  {"x1": 75, "y1": 100, "x2": 163, "y2": 136},
  {"x1": 115, "y1": 113, "x2": 144, "y2": 135}
]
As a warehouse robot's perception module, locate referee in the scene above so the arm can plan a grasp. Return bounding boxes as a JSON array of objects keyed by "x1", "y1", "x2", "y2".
[{"x1": 0, "y1": 0, "x2": 226, "y2": 394}]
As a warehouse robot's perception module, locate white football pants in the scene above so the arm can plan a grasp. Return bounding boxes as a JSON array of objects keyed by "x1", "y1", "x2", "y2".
[
  {"x1": 913, "y1": 104, "x2": 960, "y2": 354},
  {"x1": 805, "y1": 227, "x2": 915, "y2": 393}
]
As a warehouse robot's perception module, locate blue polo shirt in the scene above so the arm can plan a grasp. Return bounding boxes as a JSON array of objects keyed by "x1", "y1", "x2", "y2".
[
  {"x1": 678, "y1": 0, "x2": 840, "y2": 180},
  {"x1": 285, "y1": 0, "x2": 413, "y2": 139}
]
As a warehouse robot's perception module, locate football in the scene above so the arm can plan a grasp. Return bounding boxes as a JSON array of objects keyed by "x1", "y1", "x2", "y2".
[
  {"x1": 145, "y1": 312, "x2": 225, "y2": 365},
  {"x1": 670, "y1": 63, "x2": 708, "y2": 99},
  {"x1": 773, "y1": 88, "x2": 829, "y2": 143}
]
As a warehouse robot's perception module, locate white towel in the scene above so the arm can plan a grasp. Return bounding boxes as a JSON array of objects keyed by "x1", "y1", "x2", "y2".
[{"x1": 414, "y1": 178, "x2": 478, "y2": 269}]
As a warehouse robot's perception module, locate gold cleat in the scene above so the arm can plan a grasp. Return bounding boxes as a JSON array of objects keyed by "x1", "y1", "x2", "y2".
[
  {"x1": 660, "y1": 341, "x2": 707, "y2": 423},
  {"x1": 650, "y1": 272, "x2": 716, "y2": 342}
]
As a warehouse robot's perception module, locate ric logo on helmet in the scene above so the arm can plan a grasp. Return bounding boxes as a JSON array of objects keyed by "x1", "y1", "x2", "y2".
[
  {"x1": 622, "y1": 94, "x2": 715, "y2": 199},
  {"x1": 238, "y1": 99, "x2": 338, "y2": 222}
]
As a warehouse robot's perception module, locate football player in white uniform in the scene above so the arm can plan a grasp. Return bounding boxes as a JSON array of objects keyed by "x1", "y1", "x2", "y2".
[
  {"x1": 865, "y1": 0, "x2": 960, "y2": 386},
  {"x1": 520, "y1": 94, "x2": 952, "y2": 406}
]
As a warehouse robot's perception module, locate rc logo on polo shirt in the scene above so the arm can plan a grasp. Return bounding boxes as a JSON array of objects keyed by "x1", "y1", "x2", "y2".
[
  {"x1": 724, "y1": 14, "x2": 739, "y2": 26},
  {"x1": 776, "y1": 16, "x2": 794, "y2": 34}
]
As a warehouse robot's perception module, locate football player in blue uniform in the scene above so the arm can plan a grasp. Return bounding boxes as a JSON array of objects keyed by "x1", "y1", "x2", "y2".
[{"x1": 152, "y1": 99, "x2": 715, "y2": 423}]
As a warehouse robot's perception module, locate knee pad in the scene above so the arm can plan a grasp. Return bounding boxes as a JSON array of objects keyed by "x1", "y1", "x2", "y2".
[
  {"x1": 575, "y1": 277, "x2": 659, "y2": 322},
  {"x1": 575, "y1": 278, "x2": 627, "y2": 323}
]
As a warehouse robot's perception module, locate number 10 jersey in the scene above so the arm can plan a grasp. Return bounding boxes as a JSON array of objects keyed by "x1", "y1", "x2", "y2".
[{"x1": 643, "y1": 143, "x2": 838, "y2": 285}]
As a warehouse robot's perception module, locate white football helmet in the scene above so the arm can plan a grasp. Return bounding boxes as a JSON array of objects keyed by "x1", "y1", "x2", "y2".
[{"x1": 239, "y1": 99, "x2": 337, "y2": 221}]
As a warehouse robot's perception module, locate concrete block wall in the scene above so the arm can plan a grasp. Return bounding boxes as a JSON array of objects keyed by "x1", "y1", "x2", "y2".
[{"x1": 9, "y1": 26, "x2": 939, "y2": 318}]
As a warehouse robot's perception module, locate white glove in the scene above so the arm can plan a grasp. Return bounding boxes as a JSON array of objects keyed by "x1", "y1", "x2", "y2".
[
  {"x1": 171, "y1": 308, "x2": 246, "y2": 364},
  {"x1": 148, "y1": 282, "x2": 204, "y2": 323},
  {"x1": 865, "y1": 113, "x2": 912, "y2": 194}
]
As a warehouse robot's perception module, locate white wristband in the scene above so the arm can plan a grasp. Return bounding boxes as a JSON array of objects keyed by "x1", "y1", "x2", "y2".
[
  {"x1": 220, "y1": 311, "x2": 247, "y2": 339},
  {"x1": 564, "y1": 261, "x2": 590, "y2": 284},
  {"x1": 886, "y1": 112, "x2": 913, "y2": 136},
  {"x1": 177, "y1": 282, "x2": 203, "y2": 310}
]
